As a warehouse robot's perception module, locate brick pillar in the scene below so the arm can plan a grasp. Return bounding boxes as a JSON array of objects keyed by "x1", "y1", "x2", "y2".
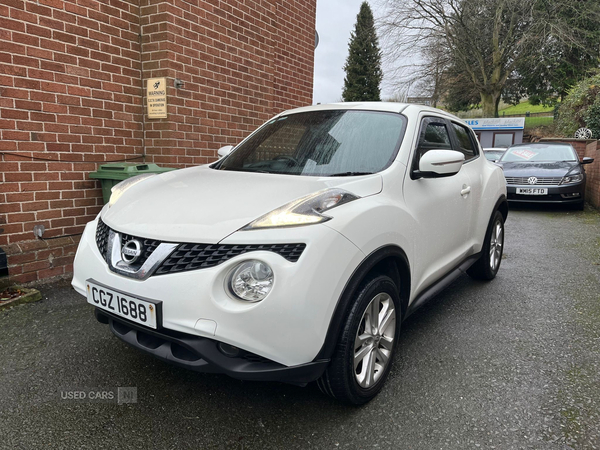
[{"x1": 584, "y1": 140, "x2": 600, "y2": 209}]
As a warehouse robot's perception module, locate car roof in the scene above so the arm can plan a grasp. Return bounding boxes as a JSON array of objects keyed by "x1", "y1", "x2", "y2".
[{"x1": 277, "y1": 102, "x2": 463, "y2": 122}]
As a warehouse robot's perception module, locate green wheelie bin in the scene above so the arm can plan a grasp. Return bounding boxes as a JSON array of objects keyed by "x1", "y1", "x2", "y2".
[{"x1": 89, "y1": 162, "x2": 175, "y2": 204}]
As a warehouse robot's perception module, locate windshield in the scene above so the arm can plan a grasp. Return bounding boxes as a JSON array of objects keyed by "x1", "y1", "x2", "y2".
[
  {"x1": 500, "y1": 145, "x2": 577, "y2": 162},
  {"x1": 484, "y1": 151, "x2": 505, "y2": 160},
  {"x1": 215, "y1": 110, "x2": 406, "y2": 176}
]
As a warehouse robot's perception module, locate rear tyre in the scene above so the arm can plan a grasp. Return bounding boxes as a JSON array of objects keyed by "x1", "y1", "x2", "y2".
[
  {"x1": 467, "y1": 210, "x2": 504, "y2": 281},
  {"x1": 317, "y1": 275, "x2": 401, "y2": 405}
]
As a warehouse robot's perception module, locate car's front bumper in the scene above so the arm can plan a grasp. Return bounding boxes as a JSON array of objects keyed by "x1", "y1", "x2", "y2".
[
  {"x1": 72, "y1": 217, "x2": 365, "y2": 372},
  {"x1": 95, "y1": 308, "x2": 329, "y2": 385},
  {"x1": 506, "y1": 181, "x2": 585, "y2": 203}
]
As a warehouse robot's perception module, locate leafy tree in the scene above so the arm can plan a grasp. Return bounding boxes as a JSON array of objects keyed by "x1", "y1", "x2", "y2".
[
  {"x1": 442, "y1": 63, "x2": 481, "y2": 112},
  {"x1": 342, "y1": 2, "x2": 383, "y2": 102},
  {"x1": 516, "y1": 1, "x2": 600, "y2": 106},
  {"x1": 379, "y1": 0, "x2": 600, "y2": 117}
]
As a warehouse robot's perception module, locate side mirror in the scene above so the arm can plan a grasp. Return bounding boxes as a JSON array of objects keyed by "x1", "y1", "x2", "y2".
[
  {"x1": 217, "y1": 145, "x2": 234, "y2": 158},
  {"x1": 414, "y1": 150, "x2": 465, "y2": 179},
  {"x1": 582, "y1": 157, "x2": 594, "y2": 164}
]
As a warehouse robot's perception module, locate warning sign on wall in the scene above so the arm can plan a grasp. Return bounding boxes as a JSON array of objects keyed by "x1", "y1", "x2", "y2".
[{"x1": 146, "y1": 77, "x2": 167, "y2": 119}]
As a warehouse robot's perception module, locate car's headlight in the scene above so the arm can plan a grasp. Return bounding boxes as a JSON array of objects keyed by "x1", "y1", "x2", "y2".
[
  {"x1": 108, "y1": 174, "x2": 156, "y2": 207},
  {"x1": 560, "y1": 173, "x2": 583, "y2": 185},
  {"x1": 243, "y1": 188, "x2": 359, "y2": 230},
  {"x1": 228, "y1": 260, "x2": 274, "y2": 302}
]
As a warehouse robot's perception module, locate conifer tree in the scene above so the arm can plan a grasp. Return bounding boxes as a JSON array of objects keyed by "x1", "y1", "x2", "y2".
[{"x1": 342, "y1": 2, "x2": 383, "y2": 102}]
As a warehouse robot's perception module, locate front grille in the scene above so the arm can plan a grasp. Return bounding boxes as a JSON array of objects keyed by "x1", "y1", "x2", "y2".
[
  {"x1": 95, "y1": 219, "x2": 110, "y2": 262},
  {"x1": 95, "y1": 219, "x2": 162, "y2": 268},
  {"x1": 95, "y1": 220, "x2": 306, "y2": 276},
  {"x1": 120, "y1": 233, "x2": 162, "y2": 269},
  {"x1": 154, "y1": 243, "x2": 307, "y2": 275},
  {"x1": 505, "y1": 176, "x2": 562, "y2": 185}
]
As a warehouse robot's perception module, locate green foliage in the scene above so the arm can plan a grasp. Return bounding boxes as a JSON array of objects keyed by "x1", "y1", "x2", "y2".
[
  {"x1": 342, "y1": 2, "x2": 382, "y2": 102},
  {"x1": 555, "y1": 73, "x2": 600, "y2": 138},
  {"x1": 516, "y1": 0, "x2": 600, "y2": 106},
  {"x1": 442, "y1": 64, "x2": 480, "y2": 112},
  {"x1": 500, "y1": 101, "x2": 555, "y2": 115},
  {"x1": 443, "y1": 88, "x2": 479, "y2": 112},
  {"x1": 501, "y1": 76, "x2": 525, "y2": 107},
  {"x1": 524, "y1": 116, "x2": 554, "y2": 129},
  {"x1": 583, "y1": 103, "x2": 600, "y2": 139}
]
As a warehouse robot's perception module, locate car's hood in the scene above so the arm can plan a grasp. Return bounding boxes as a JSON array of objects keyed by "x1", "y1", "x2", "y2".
[
  {"x1": 101, "y1": 165, "x2": 383, "y2": 243},
  {"x1": 498, "y1": 161, "x2": 579, "y2": 177}
]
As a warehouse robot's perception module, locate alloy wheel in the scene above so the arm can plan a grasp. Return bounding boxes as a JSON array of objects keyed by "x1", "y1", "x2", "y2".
[
  {"x1": 489, "y1": 220, "x2": 503, "y2": 271},
  {"x1": 353, "y1": 293, "x2": 396, "y2": 388}
]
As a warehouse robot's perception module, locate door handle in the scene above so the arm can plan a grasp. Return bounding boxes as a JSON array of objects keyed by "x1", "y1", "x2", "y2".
[{"x1": 460, "y1": 185, "x2": 471, "y2": 196}]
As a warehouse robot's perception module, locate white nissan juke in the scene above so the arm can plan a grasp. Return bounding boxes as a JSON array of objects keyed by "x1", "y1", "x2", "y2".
[{"x1": 72, "y1": 102, "x2": 507, "y2": 404}]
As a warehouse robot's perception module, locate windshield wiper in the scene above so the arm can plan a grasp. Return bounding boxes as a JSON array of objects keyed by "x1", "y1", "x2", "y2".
[
  {"x1": 219, "y1": 167, "x2": 270, "y2": 173},
  {"x1": 328, "y1": 171, "x2": 374, "y2": 177}
]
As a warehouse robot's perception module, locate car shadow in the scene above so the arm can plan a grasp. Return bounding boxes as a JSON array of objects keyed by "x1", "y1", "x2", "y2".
[{"x1": 508, "y1": 202, "x2": 586, "y2": 213}]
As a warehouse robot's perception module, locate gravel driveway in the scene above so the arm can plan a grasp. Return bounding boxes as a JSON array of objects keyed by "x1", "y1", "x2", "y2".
[{"x1": 1, "y1": 206, "x2": 599, "y2": 449}]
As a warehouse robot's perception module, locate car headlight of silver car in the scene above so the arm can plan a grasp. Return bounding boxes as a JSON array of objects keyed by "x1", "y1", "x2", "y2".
[
  {"x1": 242, "y1": 188, "x2": 359, "y2": 230},
  {"x1": 560, "y1": 173, "x2": 583, "y2": 185},
  {"x1": 227, "y1": 260, "x2": 274, "y2": 302},
  {"x1": 108, "y1": 174, "x2": 156, "y2": 207}
]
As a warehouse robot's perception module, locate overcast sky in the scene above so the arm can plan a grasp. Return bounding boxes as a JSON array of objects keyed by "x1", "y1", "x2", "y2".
[{"x1": 313, "y1": 0, "x2": 392, "y2": 104}]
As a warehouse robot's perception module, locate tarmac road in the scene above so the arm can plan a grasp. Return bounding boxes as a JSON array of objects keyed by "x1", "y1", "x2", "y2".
[{"x1": 1, "y1": 206, "x2": 599, "y2": 449}]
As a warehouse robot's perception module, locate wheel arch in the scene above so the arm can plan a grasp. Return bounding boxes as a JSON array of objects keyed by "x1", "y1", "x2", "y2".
[
  {"x1": 314, "y1": 245, "x2": 410, "y2": 361},
  {"x1": 496, "y1": 195, "x2": 508, "y2": 222}
]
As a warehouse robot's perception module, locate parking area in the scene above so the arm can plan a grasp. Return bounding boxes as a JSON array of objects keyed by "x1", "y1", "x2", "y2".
[{"x1": 1, "y1": 206, "x2": 599, "y2": 449}]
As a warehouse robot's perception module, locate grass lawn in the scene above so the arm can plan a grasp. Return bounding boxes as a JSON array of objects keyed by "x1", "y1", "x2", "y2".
[
  {"x1": 500, "y1": 100, "x2": 555, "y2": 115},
  {"x1": 525, "y1": 116, "x2": 554, "y2": 128}
]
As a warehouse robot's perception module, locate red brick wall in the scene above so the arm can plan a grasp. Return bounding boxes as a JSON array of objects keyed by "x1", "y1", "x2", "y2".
[
  {"x1": 0, "y1": 0, "x2": 143, "y2": 283},
  {"x1": 140, "y1": 0, "x2": 315, "y2": 166},
  {"x1": 541, "y1": 138, "x2": 600, "y2": 209},
  {"x1": 0, "y1": 0, "x2": 316, "y2": 283}
]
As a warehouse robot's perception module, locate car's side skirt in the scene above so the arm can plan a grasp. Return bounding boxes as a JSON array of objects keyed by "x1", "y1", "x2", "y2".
[{"x1": 404, "y1": 252, "x2": 481, "y2": 319}]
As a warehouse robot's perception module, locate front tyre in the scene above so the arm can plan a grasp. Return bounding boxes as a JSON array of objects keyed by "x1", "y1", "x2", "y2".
[
  {"x1": 467, "y1": 210, "x2": 504, "y2": 280},
  {"x1": 317, "y1": 276, "x2": 400, "y2": 405}
]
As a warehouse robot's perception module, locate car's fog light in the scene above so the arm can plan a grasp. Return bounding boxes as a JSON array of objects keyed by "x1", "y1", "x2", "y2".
[
  {"x1": 228, "y1": 260, "x2": 274, "y2": 302},
  {"x1": 218, "y1": 342, "x2": 241, "y2": 358}
]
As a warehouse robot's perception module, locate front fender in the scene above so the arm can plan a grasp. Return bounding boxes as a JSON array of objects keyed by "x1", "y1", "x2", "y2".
[{"x1": 472, "y1": 164, "x2": 507, "y2": 251}]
